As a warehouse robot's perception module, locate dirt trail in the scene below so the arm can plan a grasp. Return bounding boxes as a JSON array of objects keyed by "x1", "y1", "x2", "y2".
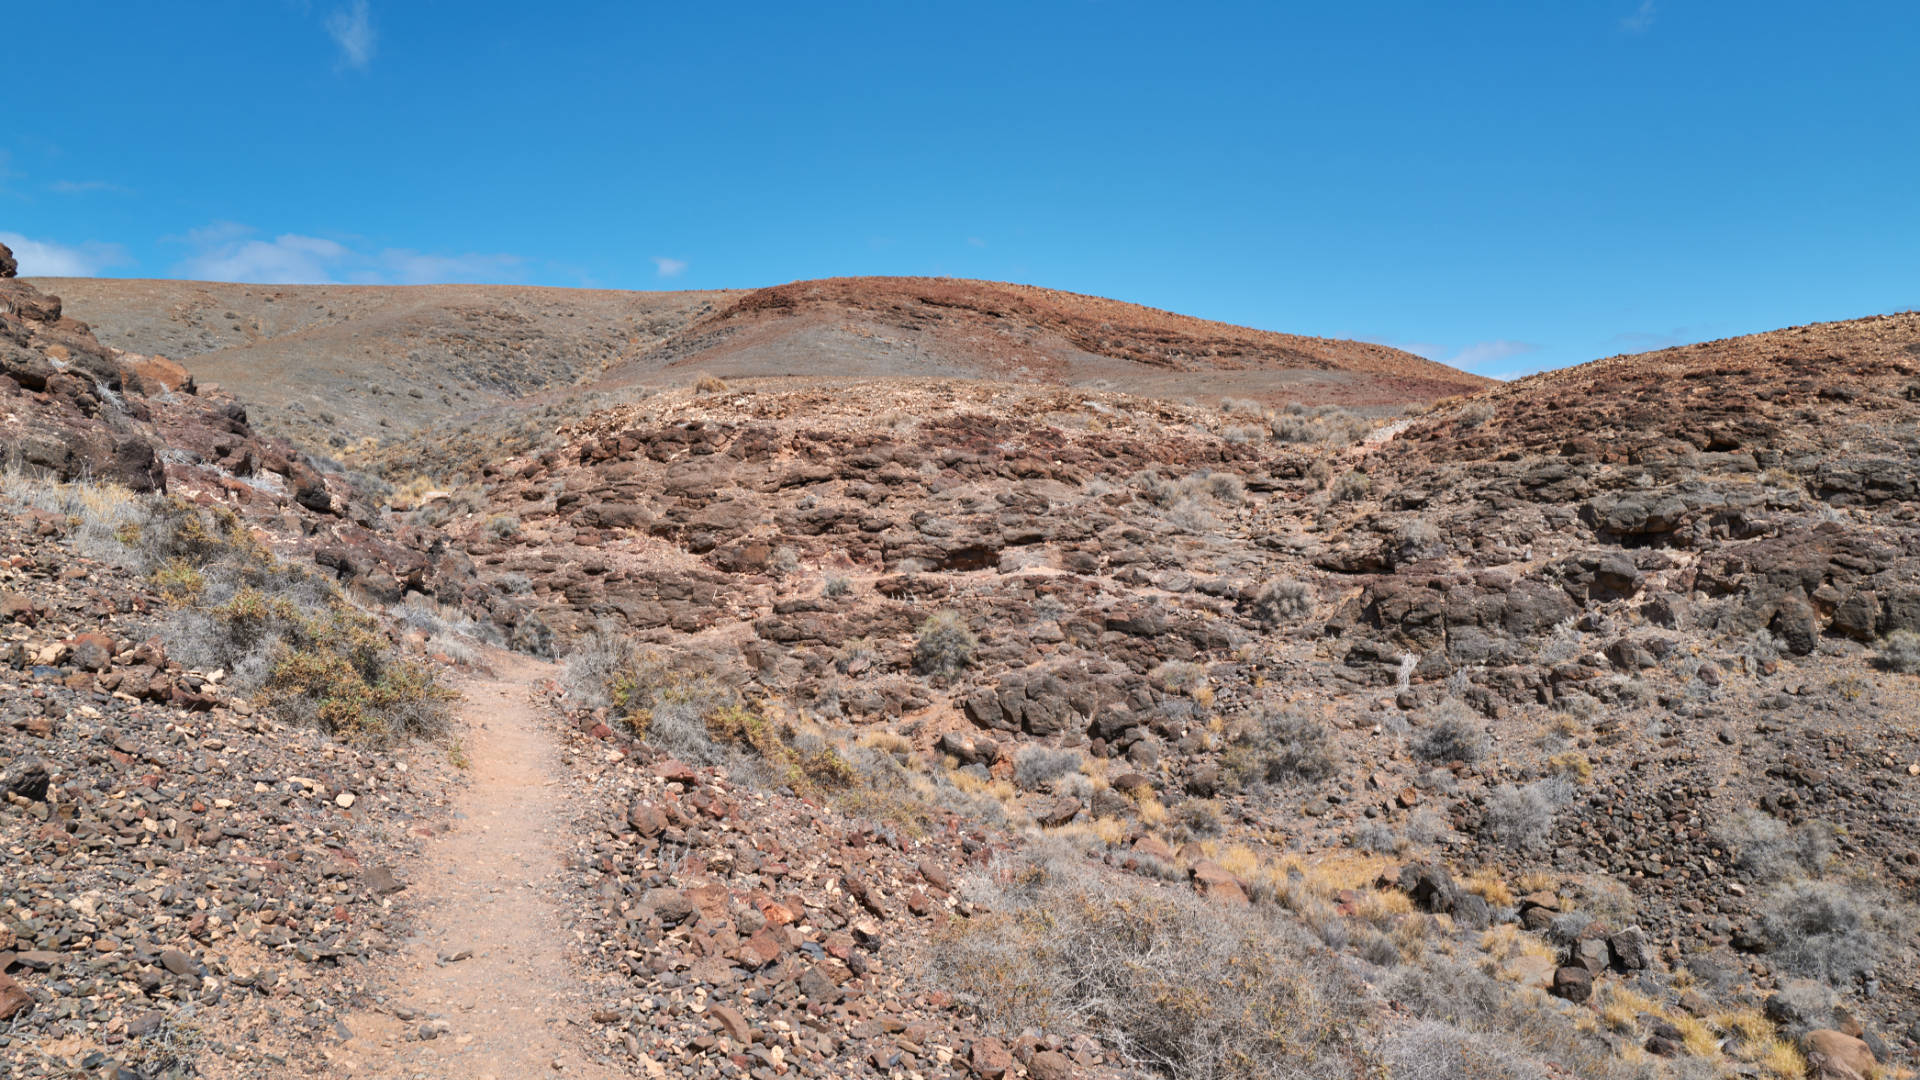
[{"x1": 337, "y1": 653, "x2": 620, "y2": 1079}]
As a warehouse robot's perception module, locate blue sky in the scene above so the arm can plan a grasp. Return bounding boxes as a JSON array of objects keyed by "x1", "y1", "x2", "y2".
[{"x1": 4, "y1": 2, "x2": 1916, "y2": 378}]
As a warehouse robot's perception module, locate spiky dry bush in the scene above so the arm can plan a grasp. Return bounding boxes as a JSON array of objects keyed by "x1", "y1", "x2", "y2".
[
  {"x1": 692, "y1": 372, "x2": 730, "y2": 394},
  {"x1": 1876, "y1": 629, "x2": 1920, "y2": 673},
  {"x1": 1223, "y1": 708, "x2": 1339, "y2": 790},
  {"x1": 1013, "y1": 746, "x2": 1083, "y2": 792},
  {"x1": 1410, "y1": 699, "x2": 1488, "y2": 763},
  {"x1": 1758, "y1": 880, "x2": 1895, "y2": 987},
  {"x1": 914, "y1": 610, "x2": 976, "y2": 680},
  {"x1": 1248, "y1": 578, "x2": 1312, "y2": 626},
  {"x1": 1716, "y1": 809, "x2": 1831, "y2": 882},
  {"x1": 1268, "y1": 403, "x2": 1374, "y2": 446},
  {"x1": 932, "y1": 844, "x2": 1375, "y2": 1080},
  {"x1": 1482, "y1": 778, "x2": 1572, "y2": 853}
]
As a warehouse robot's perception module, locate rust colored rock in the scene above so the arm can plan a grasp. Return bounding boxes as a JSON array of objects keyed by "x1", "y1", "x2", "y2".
[
  {"x1": 969, "y1": 1037, "x2": 1013, "y2": 1079},
  {"x1": 1804, "y1": 1029, "x2": 1875, "y2": 1080},
  {"x1": 654, "y1": 758, "x2": 698, "y2": 783},
  {"x1": 709, "y1": 1002, "x2": 751, "y2": 1045},
  {"x1": 627, "y1": 800, "x2": 667, "y2": 836},
  {"x1": 0, "y1": 973, "x2": 30, "y2": 1021},
  {"x1": 1189, "y1": 860, "x2": 1249, "y2": 905},
  {"x1": 123, "y1": 353, "x2": 193, "y2": 394},
  {"x1": 1028, "y1": 1050, "x2": 1075, "y2": 1080},
  {"x1": 69, "y1": 632, "x2": 114, "y2": 673}
]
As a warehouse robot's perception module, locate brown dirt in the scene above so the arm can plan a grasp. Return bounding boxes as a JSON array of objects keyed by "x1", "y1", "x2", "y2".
[{"x1": 336, "y1": 652, "x2": 623, "y2": 1080}]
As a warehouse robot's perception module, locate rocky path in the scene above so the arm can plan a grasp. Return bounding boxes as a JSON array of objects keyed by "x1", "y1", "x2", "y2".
[{"x1": 336, "y1": 653, "x2": 621, "y2": 1080}]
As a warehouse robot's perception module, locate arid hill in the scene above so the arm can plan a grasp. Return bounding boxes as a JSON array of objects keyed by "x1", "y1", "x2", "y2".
[
  {"x1": 8, "y1": 243, "x2": 1917, "y2": 1080},
  {"x1": 619, "y1": 275, "x2": 1490, "y2": 404},
  {"x1": 38, "y1": 277, "x2": 737, "y2": 450},
  {"x1": 37, "y1": 275, "x2": 1490, "y2": 453}
]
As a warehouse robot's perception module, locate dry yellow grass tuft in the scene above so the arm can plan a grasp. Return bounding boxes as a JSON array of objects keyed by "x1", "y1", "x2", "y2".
[{"x1": 1462, "y1": 866, "x2": 1514, "y2": 906}]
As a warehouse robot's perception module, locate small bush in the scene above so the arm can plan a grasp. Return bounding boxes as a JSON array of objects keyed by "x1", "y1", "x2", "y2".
[
  {"x1": 1149, "y1": 660, "x2": 1208, "y2": 694},
  {"x1": 1269, "y1": 404, "x2": 1373, "y2": 446},
  {"x1": 1224, "y1": 708, "x2": 1339, "y2": 789},
  {"x1": 1248, "y1": 578, "x2": 1312, "y2": 627},
  {"x1": 692, "y1": 372, "x2": 730, "y2": 394},
  {"x1": 1876, "y1": 629, "x2": 1920, "y2": 673},
  {"x1": 1759, "y1": 880, "x2": 1885, "y2": 987},
  {"x1": 1383, "y1": 1020, "x2": 1536, "y2": 1080},
  {"x1": 1013, "y1": 746, "x2": 1083, "y2": 792},
  {"x1": 169, "y1": 588, "x2": 454, "y2": 742},
  {"x1": 1456, "y1": 400, "x2": 1497, "y2": 428},
  {"x1": 1171, "y1": 799, "x2": 1223, "y2": 839},
  {"x1": 1718, "y1": 809, "x2": 1831, "y2": 881},
  {"x1": 1392, "y1": 518, "x2": 1444, "y2": 564},
  {"x1": 1482, "y1": 778, "x2": 1570, "y2": 853},
  {"x1": 931, "y1": 846, "x2": 1373, "y2": 1080},
  {"x1": 485, "y1": 513, "x2": 521, "y2": 539},
  {"x1": 823, "y1": 574, "x2": 852, "y2": 598},
  {"x1": 1329, "y1": 469, "x2": 1372, "y2": 503},
  {"x1": 1410, "y1": 701, "x2": 1487, "y2": 763},
  {"x1": 913, "y1": 610, "x2": 976, "y2": 680}
]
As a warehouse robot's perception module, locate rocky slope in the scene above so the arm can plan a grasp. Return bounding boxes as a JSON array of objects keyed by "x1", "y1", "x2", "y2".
[
  {"x1": 38, "y1": 277, "x2": 737, "y2": 451},
  {"x1": 8, "y1": 243, "x2": 1917, "y2": 1079},
  {"x1": 427, "y1": 312, "x2": 1920, "y2": 1077},
  {"x1": 40, "y1": 275, "x2": 1491, "y2": 459},
  {"x1": 617, "y1": 276, "x2": 1490, "y2": 405}
]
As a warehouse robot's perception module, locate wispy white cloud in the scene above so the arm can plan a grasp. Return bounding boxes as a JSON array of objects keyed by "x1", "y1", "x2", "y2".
[
  {"x1": 966, "y1": 236, "x2": 987, "y2": 248},
  {"x1": 1449, "y1": 339, "x2": 1541, "y2": 372},
  {"x1": 1621, "y1": 0, "x2": 1656, "y2": 33},
  {"x1": 172, "y1": 223, "x2": 521, "y2": 284},
  {"x1": 326, "y1": 0, "x2": 377, "y2": 69},
  {"x1": 0, "y1": 231, "x2": 131, "y2": 276},
  {"x1": 49, "y1": 179, "x2": 129, "y2": 195},
  {"x1": 652, "y1": 256, "x2": 688, "y2": 279}
]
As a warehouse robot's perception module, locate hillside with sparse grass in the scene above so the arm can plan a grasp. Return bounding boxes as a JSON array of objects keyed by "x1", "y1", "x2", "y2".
[{"x1": 6, "y1": 242, "x2": 1920, "y2": 1080}]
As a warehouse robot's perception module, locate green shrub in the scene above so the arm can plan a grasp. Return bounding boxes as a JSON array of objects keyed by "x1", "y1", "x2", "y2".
[{"x1": 1329, "y1": 469, "x2": 1372, "y2": 503}]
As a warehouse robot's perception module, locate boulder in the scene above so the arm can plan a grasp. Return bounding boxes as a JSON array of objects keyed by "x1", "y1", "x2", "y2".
[
  {"x1": 1804, "y1": 1029, "x2": 1876, "y2": 1080},
  {"x1": 0, "y1": 973, "x2": 30, "y2": 1021},
  {"x1": 1550, "y1": 965, "x2": 1592, "y2": 1003},
  {"x1": 1395, "y1": 862, "x2": 1459, "y2": 914}
]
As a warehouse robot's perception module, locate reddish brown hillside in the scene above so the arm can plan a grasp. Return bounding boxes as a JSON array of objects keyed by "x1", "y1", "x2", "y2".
[{"x1": 634, "y1": 276, "x2": 1493, "y2": 406}]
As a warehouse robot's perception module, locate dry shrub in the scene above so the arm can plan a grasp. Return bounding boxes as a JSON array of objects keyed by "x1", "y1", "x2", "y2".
[
  {"x1": 1482, "y1": 778, "x2": 1571, "y2": 853},
  {"x1": 932, "y1": 844, "x2": 1375, "y2": 1080},
  {"x1": 1410, "y1": 699, "x2": 1487, "y2": 763},
  {"x1": 1758, "y1": 880, "x2": 1892, "y2": 987},
  {"x1": 1875, "y1": 629, "x2": 1920, "y2": 673},
  {"x1": 1223, "y1": 708, "x2": 1339, "y2": 790},
  {"x1": 1717, "y1": 809, "x2": 1831, "y2": 882},
  {"x1": 692, "y1": 372, "x2": 730, "y2": 394},
  {"x1": 1013, "y1": 746, "x2": 1083, "y2": 792},
  {"x1": 1248, "y1": 578, "x2": 1312, "y2": 627},
  {"x1": 914, "y1": 610, "x2": 976, "y2": 680}
]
